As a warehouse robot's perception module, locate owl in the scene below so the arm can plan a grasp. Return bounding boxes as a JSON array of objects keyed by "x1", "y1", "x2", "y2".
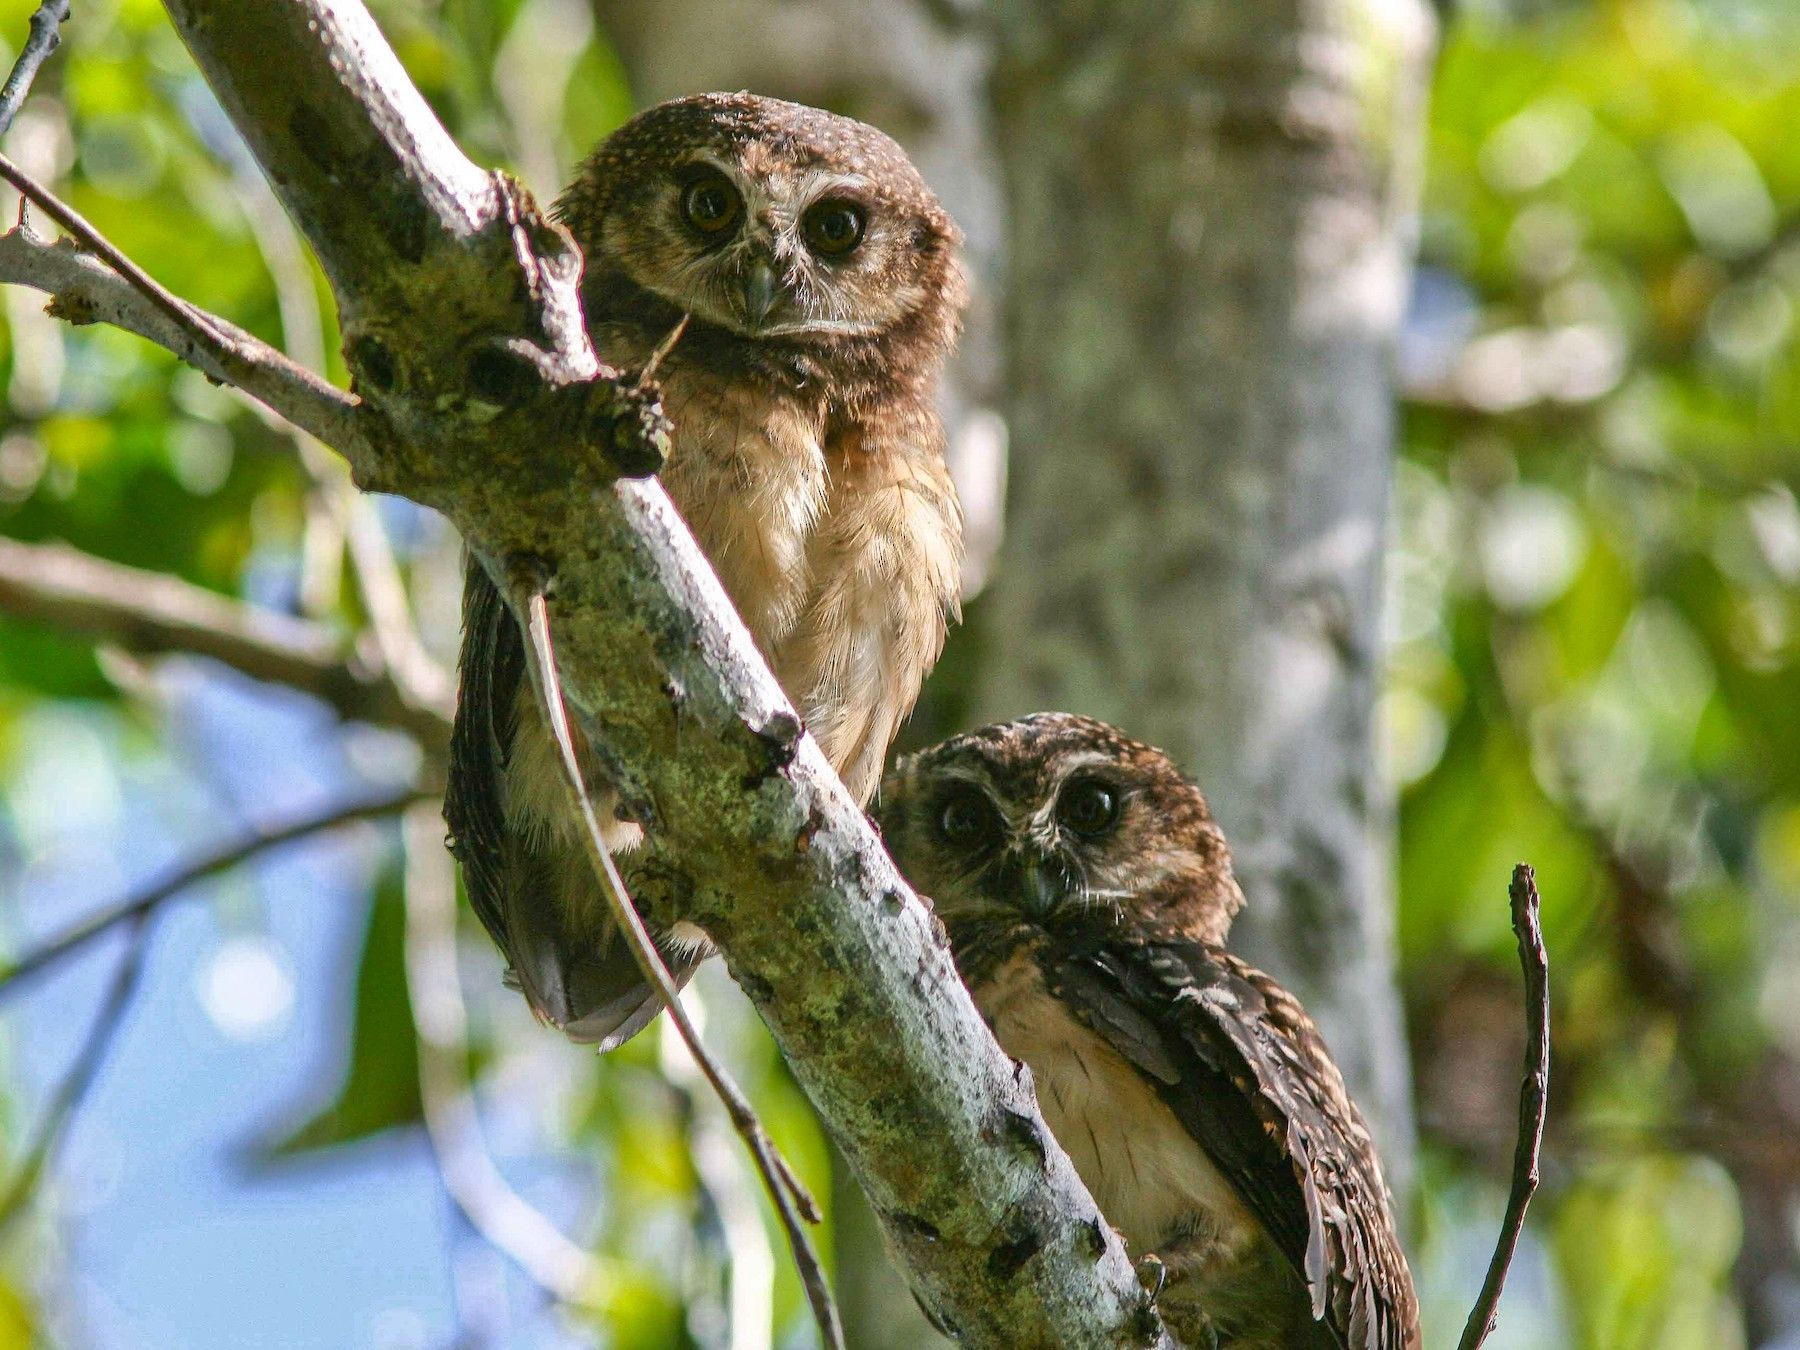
[
  {"x1": 877, "y1": 714, "x2": 1420, "y2": 1350},
  {"x1": 448, "y1": 94, "x2": 966, "y2": 1047}
]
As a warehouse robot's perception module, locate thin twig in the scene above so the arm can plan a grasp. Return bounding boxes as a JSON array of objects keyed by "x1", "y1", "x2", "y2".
[
  {"x1": 0, "y1": 912, "x2": 151, "y2": 1238},
  {"x1": 0, "y1": 149, "x2": 235, "y2": 353},
  {"x1": 659, "y1": 989, "x2": 776, "y2": 1350},
  {"x1": 1457, "y1": 863, "x2": 1551, "y2": 1350},
  {"x1": 515, "y1": 586, "x2": 845, "y2": 1350},
  {"x1": 633, "y1": 313, "x2": 689, "y2": 394},
  {"x1": 0, "y1": 787, "x2": 431, "y2": 999},
  {"x1": 400, "y1": 803, "x2": 607, "y2": 1306},
  {"x1": 0, "y1": 0, "x2": 70, "y2": 140},
  {"x1": 0, "y1": 159, "x2": 361, "y2": 450}
]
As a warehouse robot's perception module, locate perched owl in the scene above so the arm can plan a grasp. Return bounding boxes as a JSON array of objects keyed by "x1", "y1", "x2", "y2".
[
  {"x1": 877, "y1": 715, "x2": 1420, "y2": 1350},
  {"x1": 448, "y1": 94, "x2": 966, "y2": 1047}
]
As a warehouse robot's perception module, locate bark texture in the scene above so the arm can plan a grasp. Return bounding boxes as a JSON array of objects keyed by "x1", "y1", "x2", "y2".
[{"x1": 980, "y1": 0, "x2": 1436, "y2": 1173}]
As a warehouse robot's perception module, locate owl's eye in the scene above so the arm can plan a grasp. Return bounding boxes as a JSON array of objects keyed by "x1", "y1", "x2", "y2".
[
  {"x1": 1057, "y1": 779, "x2": 1120, "y2": 836},
  {"x1": 802, "y1": 200, "x2": 867, "y2": 256},
  {"x1": 681, "y1": 174, "x2": 742, "y2": 235},
  {"x1": 937, "y1": 789, "x2": 998, "y2": 847}
]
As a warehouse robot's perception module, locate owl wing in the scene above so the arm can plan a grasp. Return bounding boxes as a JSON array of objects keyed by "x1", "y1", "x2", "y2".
[
  {"x1": 445, "y1": 560, "x2": 699, "y2": 1049},
  {"x1": 776, "y1": 421, "x2": 963, "y2": 803},
  {"x1": 445, "y1": 558, "x2": 523, "y2": 950},
  {"x1": 1048, "y1": 938, "x2": 1419, "y2": 1350}
]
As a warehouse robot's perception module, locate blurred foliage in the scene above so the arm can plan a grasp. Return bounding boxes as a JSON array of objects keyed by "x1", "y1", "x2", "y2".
[
  {"x1": 0, "y1": 0, "x2": 1797, "y2": 1346},
  {"x1": 1398, "y1": 1, "x2": 1800, "y2": 1345},
  {"x1": 267, "y1": 861, "x2": 421, "y2": 1155}
]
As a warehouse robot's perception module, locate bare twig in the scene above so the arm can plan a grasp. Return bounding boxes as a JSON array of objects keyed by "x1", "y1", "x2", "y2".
[
  {"x1": 1, "y1": 152, "x2": 259, "y2": 372},
  {"x1": 0, "y1": 0, "x2": 70, "y2": 140},
  {"x1": 0, "y1": 913, "x2": 150, "y2": 1237},
  {"x1": 0, "y1": 536, "x2": 451, "y2": 745},
  {"x1": 400, "y1": 803, "x2": 606, "y2": 1306},
  {"x1": 659, "y1": 990, "x2": 776, "y2": 1350},
  {"x1": 0, "y1": 787, "x2": 431, "y2": 999},
  {"x1": 1457, "y1": 863, "x2": 1551, "y2": 1350},
  {"x1": 633, "y1": 313, "x2": 689, "y2": 393},
  {"x1": 0, "y1": 190, "x2": 362, "y2": 455},
  {"x1": 515, "y1": 587, "x2": 844, "y2": 1350}
]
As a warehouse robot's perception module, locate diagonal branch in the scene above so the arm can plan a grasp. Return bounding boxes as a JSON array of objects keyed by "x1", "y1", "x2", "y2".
[
  {"x1": 1457, "y1": 863, "x2": 1551, "y2": 1350},
  {"x1": 0, "y1": 786, "x2": 432, "y2": 999},
  {"x1": 517, "y1": 588, "x2": 843, "y2": 1350},
  {"x1": 0, "y1": 911, "x2": 151, "y2": 1238},
  {"x1": 0, "y1": 0, "x2": 69, "y2": 139},
  {"x1": 0, "y1": 536, "x2": 451, "y2": 746},
  {"x1": 0, "y1": 219, "x2": 364, "y2": 457}
]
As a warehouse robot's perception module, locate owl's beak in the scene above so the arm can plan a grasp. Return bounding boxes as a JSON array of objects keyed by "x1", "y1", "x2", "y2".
[
  {"x1": 1016, "y1": 850, "x2": 1072, "y2": 921},
  {"x1": 741, "y1": 261, "x2": 779, "y2": 328}
]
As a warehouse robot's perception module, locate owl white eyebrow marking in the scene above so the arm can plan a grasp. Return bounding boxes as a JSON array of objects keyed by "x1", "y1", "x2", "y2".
[
  {"x1": 930, "y1": 765, "x2": 998, "y2": 793},
  {"x1": 1052, "y1": 751, "x2": 1123, "y2": 781},
  {"x1": 793, "y1": 169, "x2": 874, "y2": 202}
]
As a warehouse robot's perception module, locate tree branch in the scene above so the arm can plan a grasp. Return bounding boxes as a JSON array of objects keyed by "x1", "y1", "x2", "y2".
[
  {"x1": 0, "y1": 219, "x2": 364, "y2": 456},
  {"x1": 519, "y1": 588, "x2": 843, "y2": 1350},
  {"x1": 0, "y1": 913, "x2": 149, "y2": 1238},
  {"x1": 0, "y1": 536, "x2": 451, "y2": 746},
  {"x1": 1457, "y1": 863, "x2": 1551, "y2": 1350},
  {"x1": 0, "y1": 787, "x2": 432, "y2": 998},
  {"x1": 0, "y1": 0, "x2": 69, "y2": 139},
  {"x1": 658, "y1": 991, "x2": 777, "y2": 1350},
  {"x1": 1, "y1": 0, "x2": 1174, "y2": 1338}
]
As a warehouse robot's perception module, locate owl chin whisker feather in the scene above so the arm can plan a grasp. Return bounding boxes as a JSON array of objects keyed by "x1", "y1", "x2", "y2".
[{"x1": 754, "y1": 317, "x2": 888, "y2": 339}]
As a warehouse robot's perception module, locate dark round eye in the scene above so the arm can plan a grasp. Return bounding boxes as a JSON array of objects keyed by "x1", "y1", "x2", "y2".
[
  {"x1": 938, "y1": 789, "x2": 997, "y2": 847},
  {"x1": 1058, "y1": 779, "x2": 1120, "y2": 836},
  {"x1": 681, "y1": 174, "x2": 742, "y2": 235},
  {"x1": 802, "y1": 199, "x2": 866, "y2": 256}
]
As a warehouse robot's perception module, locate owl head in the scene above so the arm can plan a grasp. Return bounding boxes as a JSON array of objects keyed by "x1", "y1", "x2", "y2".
[
  {"x1": 559, "y1": 93, "x2": 964, "y2": 355},
  {"x1": 877, "y1": 714, "x2": 1246, "y2": 945}
]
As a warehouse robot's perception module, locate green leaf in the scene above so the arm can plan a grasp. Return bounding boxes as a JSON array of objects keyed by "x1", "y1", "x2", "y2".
[{"x1": 264, "y1": 862, "x2": 422, "y2": 1155}]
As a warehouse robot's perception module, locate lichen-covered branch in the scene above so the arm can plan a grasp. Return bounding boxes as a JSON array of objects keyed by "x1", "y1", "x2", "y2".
[{"x1": 77, "y1": 0, "x2": 1171, "y2": 1341}]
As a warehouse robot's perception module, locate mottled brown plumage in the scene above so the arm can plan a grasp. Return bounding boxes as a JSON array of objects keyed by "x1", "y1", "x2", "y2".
[
  {"x1": 448, "y1": 94, "x2": 965, "y2": 1047},
  {"x1": 877, "y1": 714, "x2": 1419, "y2": 1350}
]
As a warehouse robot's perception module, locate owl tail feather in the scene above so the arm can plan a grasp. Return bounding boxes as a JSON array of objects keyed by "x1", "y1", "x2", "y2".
[{"x1": 500, "y1": 853, "x2": 707, "y2": 1051}]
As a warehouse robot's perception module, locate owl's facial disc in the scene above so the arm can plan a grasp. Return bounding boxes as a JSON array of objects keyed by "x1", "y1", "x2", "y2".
[
  {"x1": 921, "y1": 772, "x2": 1126, "y2": 924},
  {"x1": 625, "y1": 154, "x2": 918, "y2": 341}
]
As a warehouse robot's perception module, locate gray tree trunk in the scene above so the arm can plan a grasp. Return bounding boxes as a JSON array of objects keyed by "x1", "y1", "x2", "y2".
[{"x1": 979, "y1": 0, "x2": 1436, "y2": 1177}]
